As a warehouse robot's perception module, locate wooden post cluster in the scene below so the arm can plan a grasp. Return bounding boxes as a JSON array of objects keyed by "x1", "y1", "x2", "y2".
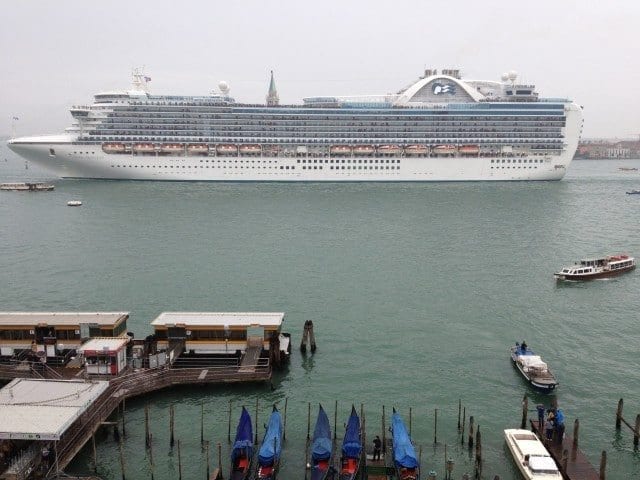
[
  {"x1": 299, "y1": 320, "x2": 317, "y2": 353},
  {"x1": 613, "y1": 398, "x2": 640, "y2": 447}
]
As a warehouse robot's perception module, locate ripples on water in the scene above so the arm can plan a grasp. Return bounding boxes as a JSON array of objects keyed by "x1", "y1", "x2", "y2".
[{"x1": 1, "y1": 147, "x2": 640, "y2": 479}]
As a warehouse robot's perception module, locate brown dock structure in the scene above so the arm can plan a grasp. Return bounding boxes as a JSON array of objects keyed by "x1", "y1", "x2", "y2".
[{"x1": 530, "y1": 418, "x2": 601, "y2": 480}]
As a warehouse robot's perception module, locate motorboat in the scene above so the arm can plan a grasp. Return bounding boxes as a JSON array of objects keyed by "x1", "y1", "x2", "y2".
[
  {"x1": 504, "y1": 429, "x2": 561, "y2": 479},
  {"x1": 67, "y1": 200, "x2": 83, "y2": 207},
  {"x1": 554, "y1": 254, "x2": 635, "y2": 280},
  {"x1": 510, "y1": 342, "x2": 558, "y2": 393}
]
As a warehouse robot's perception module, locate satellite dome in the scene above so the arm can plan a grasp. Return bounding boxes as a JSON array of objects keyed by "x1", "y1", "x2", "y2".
[
  {"x1": 508, "y1": 70, "x2": 518, "y2": 81},
  {"x1": 501, "y1": 73, "x2": 509, "y2": 82},
  {"x1": 218, "y1": 81, "x2": 230, "y2": 94}
]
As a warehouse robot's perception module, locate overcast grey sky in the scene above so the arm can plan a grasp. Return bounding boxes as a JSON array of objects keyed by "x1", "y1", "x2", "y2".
[{"x1": 1, "y1": 0, "x2": 638, "y2": 139}]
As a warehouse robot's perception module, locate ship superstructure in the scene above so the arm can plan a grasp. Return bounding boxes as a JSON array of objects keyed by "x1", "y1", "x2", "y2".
[{"x1": 7, "y1": 68, "x2": 582, "y2": 181}]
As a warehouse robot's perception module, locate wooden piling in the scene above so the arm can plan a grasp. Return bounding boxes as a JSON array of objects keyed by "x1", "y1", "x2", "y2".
[
  {"x1": 418, "y1": 445, "x2": 423, "y2": 471},
  {"x1": 521, "y1": 394, "x2": 528, "y2": 429},
  {"x1": 206, "y1": 441, "x2": 210, "y2": 480},
  {"x1": 255, "y1": 398, "x2": 259, "y2": 444},
  {"x1": 334, "y1": 400, "x2": 338, "y2": 441},
  {"x1": 228, "y1": 400, "x2": 232, "y2": 443},
  {"x1": 122, "y1": 398, "x2": 126, "y2": 437},
  {"x1": 201, "y1": 402, "x2": 205, "y2": 445},
  {"x1": 382, "y1": 405, "x2": 386, "y2": 454},
  {"x1": 573, "y1": 418, "x2": 580, "y2": 448},
  {"x1": 409, "y1": 406, "x2": 412, "y2": 437},
  {"x1": 284, "y1": 397, "x2": 288, "y2": 441},
  {"x1": 307, "y1": 402, "x2": 312, "y2": 440},
  {"x1": 615, "y1": 398, "x2": 623, "y2": 429},
  {"x1": 145, "y1": 403, "x2": 150, "y2": 449},
  {"x1": 148, "y1": 433, "x2": 154, "y2": 475},
  {"x1": 177, "y1": 439, "x2": 182, "y2": 480},
  {"x1": 217, "y1": 442, "x2": 223, "y2": 478},
  {"x1": 170, "y1": 404, "x2": 175, "y2": 448},
  {"x1": 92, "y1": 433, "x2": 97, "y2": 473},
  {"x1": 475, "y1": 426, "x2": 482, "y2": 477},
  {"x1": 118, "y1": 438, "x2": 126, "y2": 480},
  {"x1": 634, "y1": 414, "x2": 640, "y2": 447},
  {"x1": 599, "y1": 450, "x2": 606, "y2": 480},
  {"x1": 458, "y1": 399, "x2": 461, "y2": 430},
  {"x1": 468, "y1": 416, "x2": 474, "y2": 448},
  {"x1": 461, "y1": 407, "x2": 466, "y2": 446},
  {"x1": 434, "y1": 408, "x2": 438, "y2": 445},
  {"x1": 444, "y1": 444, "x2": 447, "y2": 477}
]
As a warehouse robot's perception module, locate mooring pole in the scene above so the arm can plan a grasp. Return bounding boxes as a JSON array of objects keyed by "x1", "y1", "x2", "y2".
[
  {"x1": 475, "y1": 426, "x2": 482, "y2": 477},
  {"x1": 206, "y1": 440, "x2": 210, "y2": 480},
  {"x1": 461, "y1": 407, "x2": 466, "y2": 446},
  {"x1": 201, "y1": 402, "x2": 205, "y2": 445},
  {"x1": 468, "y1": 416, "x2": 474, "y2": 448},
  {"x1": 434, "y1": 408, "x2": 438, "y2": 445},
  {"x1": 521, "y1": 394, "x2": 528, "y2": 429},
  {"x1": 615, "y1": 398, "x2": 623, "y2": 429},
  {"x1": 334, "y1": 400, "x2": 338, "y2": 441},
  {"x1": 284, "y1": 397, "x2": 288, "y2": 441},
  {"x1": 228, "y1": 400, "x2": 232, "y2": 443},
  {"x1": 177, "y1": 439, "x2": 182, "y2": 480},
  {"x1": 382, "y1": 405, "x2": 386, "y2": 454},
  {"x1": 145, "y1": 403, "x2": 150, "y2": 448},
  {"x1": 307, "y1": 402, "x2": 311, "y2": 440},
  {"x1": 170, "y1": 404, "x2": 175, "y2": 448},
  {"x1": 255, "y1": 398, "x2": 259, "y2": 444},
  {"x1": 458, "y1": 399, "x2": 461, "y2": 431},
  {"x1": 573, "y1": 418, "x2": 580, "y2": 448},
  {"x1": 409, "y1": 407, "x2": 412, "y2": 437},
  {"x1": 599, "y1": 450, "x2": 607, "y2": 480},
  {"x1": 218, "y1": 442, "x2": 223, "y2": 477}
]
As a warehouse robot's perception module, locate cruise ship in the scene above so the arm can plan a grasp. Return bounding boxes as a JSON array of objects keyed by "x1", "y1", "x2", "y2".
[{"x1": 7, "y1": 68, "x2": 582, "y2": 181}]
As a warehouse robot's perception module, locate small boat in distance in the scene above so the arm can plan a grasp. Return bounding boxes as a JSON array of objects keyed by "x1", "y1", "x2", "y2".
[
  {"x1": 504, "y1": 429, "x2": 561, "y2": 479},
  {"x1": 391, "y1": 410, "x2": 420, "y2": 480},
  {"x1": 310, "y1": 405, "x2": 333, "y2": 480},
  {"x1": 554, "y1": 254, "x2": 635, "y2": 281},
  {"x1": 338, "y1": 406, "x2": 361, "y2": 480},
  {"x1": 510, "y1": 342, "x2": 558, "y2": 393},
  {"x1": 67, "y1": 200, "x2": 83, "y2": 207},
  {"x1": 230, "y1": 407, "x2": 253, "y2": 480},
  {"x1": 626, "y1": 190, "x2": 640, "y2": 195},
  {"x1": 257, "y1": 406, "x2": 283, "y2": 480},
  {"x1": 618, "y1": 167, "x2": 638, "y2": 171},
  {"x1": 0, "y1": 182, "x2": 54, "y2": 191}
]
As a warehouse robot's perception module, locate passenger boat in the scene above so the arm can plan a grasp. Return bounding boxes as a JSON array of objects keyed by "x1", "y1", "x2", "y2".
[
  {"x1": 352, "y1": 145, "x2": 375, "y2": 156},
  {"x1": 239, "y1": 144, "x2": 262, "y2": 155},
  {"x1": 404, "y1": 145, "x2": 429, "y2": 156},
  {"x1": 187, "y1": 144, "x2": 209, "y2": 155},
  {"x1": 554, "y1": 254, "x2": 635, "y2": 281},
  {"x1": 391, "y1": 410, "x2": 420, "y2": 480},
  {"x1": 102, "y1": 143, "x2": 126, "y2": 154},
  {"x1": 67, "y1": 200, "x2": 83, "y2": 207},
  {"x1": 504, "y1": 429, "x2": 561, "y2": 479},
  {"x1": 433, "y1": 145, "x2": 457, "y2": 155},
  {"x1": 217, "y1": 144, "x2": 238, "y2": 155},
  {"x1": 330, "y1": 145, "x2": 352, "y2": 156},
  {"x1": 161, "y1": 143, "x2": 184, "y2": 154},
  {"x1": 133, "y1": 143, "x2": 155, "y2": 153},
  {"x1": 257, "y1": 406, "x2": 283, "y2": 480},
  {"x1": 230, "y1": 407, "x2": 253, "y2": 480},
  {"x1": 338, "y1": 406, "x2": 361, "y2": 480},
  {"x1": 310, "y1": 405, "x2": 333, "y2": 480},
  {"x1": 0, "y1": 182, "x2": 54, "y2": 191},
  {"x1": 510, "y1": 342, "x2": 558, "y2": 393},
  {"x1": 378, "y1": 145, "x2": 402, "y2": 155},
  {"x1": 459, "y1": 145, "x2": 480, "y2": 154}
]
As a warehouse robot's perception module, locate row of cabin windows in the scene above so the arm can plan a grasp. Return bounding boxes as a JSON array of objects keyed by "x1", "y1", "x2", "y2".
[
  {"x1": 154, "y1": 330, "x2": 276, "y2": 341},
  {"x1": 0, "y1": 327, "x2": 119, "y2": 340}
]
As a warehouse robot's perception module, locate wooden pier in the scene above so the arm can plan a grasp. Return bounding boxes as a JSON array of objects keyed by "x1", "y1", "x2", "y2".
[{"x1": 530, "y1": 419, "x2": 601, "y2": 480}]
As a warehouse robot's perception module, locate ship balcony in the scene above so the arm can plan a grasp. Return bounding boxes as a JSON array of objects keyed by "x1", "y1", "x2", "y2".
[{"x1": 70, "y1": 105, "x2": 91, "y2": 118}]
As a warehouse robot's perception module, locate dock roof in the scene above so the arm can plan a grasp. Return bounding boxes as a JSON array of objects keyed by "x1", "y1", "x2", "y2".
[
  {"x1": 0, "y1": 312, "x2": 129, "y2": 326},
  {"x1": 78, "y1": 337, "x2": 130, "y2": 353},
  {"x1": 0, "y1": 378, "x2": 109, "y2": 440},
  {"x1": 151, "y1": 312, "x2": 285, "y2": 328}
]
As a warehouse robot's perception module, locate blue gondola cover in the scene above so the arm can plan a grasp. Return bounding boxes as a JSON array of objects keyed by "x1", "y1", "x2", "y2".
[
  {"x1": 231, "y1": 407, "x2": 253, "y2": 461},
  {"x1": 258, "y1": 409, "x2": 283, "y2": 466},
  {"x1": 391, "y1": 412, "x2": 419, "y2": 468},
  {"x1": 342, "y1": 407, "x2": 362, "y2": 458},
  {"x1": 312, "y1": 405, "x2": 332, "y2": 461}
]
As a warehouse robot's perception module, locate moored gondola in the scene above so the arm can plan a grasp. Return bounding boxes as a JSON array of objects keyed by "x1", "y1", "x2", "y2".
[
  {"x1": 230, "y1": 406, "x2": 253, "y2": 480},
  {"x1": 338, "y1": 406, "x2": 361, "y2": 480},
  {"x1": 257, "y1": 406, "x2": 283, "y2": 480},
  {"x1": 391, "y1": 410, "x2": 420, "y2": 480},
  {"x1": 310, "y1": 404, "x2": 333, "y2": 480}
]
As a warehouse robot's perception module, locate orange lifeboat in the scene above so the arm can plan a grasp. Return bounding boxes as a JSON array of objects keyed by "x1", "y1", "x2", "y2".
[
  {"x1": 352, "y1": 145, "x2": 375, "y2": 156},
  {"x1": 330, "y1": 145, "x2": 352, "y2": 156},
  {"x1": 216, "y1": 144, "x2": 238, "y2": 155},
  {"x1": 187, "y1": 144, "x2": 209, "y2": 155},
  {"x1": 133, "y1": 143, "x2": 155, "y2": 153},
  {"x1": 433, "y1": 145, "x2": 457, "y2": 155},
  {"x1": 459, "y1": 145, "x2": 480, "y2": 155},
  {"x1": 404, "y1": 145, "x2": 429, "y2": 156},
  {"x1": 161, "y1": 143, "x2": 185, "y2": 154},
  {"x1": 102, "y1": 143, "x2": 126, "y2": 154},
  {"x1": 378, "y1": 145, "x2": 403, "y2": 155},
  {"x1": 239, "y1": 144, "x2": 262, "y2": 155}
]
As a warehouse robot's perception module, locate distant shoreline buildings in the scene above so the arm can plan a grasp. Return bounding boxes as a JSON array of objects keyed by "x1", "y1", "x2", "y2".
[{"x1": 575, "y1": 139, "x2": 640, "y2": 159}]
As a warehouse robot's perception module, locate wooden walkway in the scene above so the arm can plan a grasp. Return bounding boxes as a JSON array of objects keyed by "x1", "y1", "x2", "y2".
[{"x1": 530, "y1": 419, "x2": 600, "y2": 480}]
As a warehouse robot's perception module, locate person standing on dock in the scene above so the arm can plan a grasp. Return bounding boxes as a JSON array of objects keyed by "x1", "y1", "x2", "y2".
[
  {"x1": 373, "y1": 435, "x2": 382, "y2": 461},
  {"x1": 536, "y1": 404, "x2": 545, "y2": 430}
]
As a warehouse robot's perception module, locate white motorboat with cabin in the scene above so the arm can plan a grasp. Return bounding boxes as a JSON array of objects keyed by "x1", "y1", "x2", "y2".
[
  {"x1": 504, "y1": 429, "x2": 561, "y2": 479},
  {"x1": 554, "y1": 254, "x2": 635, "y2": 281}
]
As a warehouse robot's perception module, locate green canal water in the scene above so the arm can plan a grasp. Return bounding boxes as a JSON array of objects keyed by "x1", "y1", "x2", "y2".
[{"x1": 1, "y1": 145, "x2": 639, "y2": 479}]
